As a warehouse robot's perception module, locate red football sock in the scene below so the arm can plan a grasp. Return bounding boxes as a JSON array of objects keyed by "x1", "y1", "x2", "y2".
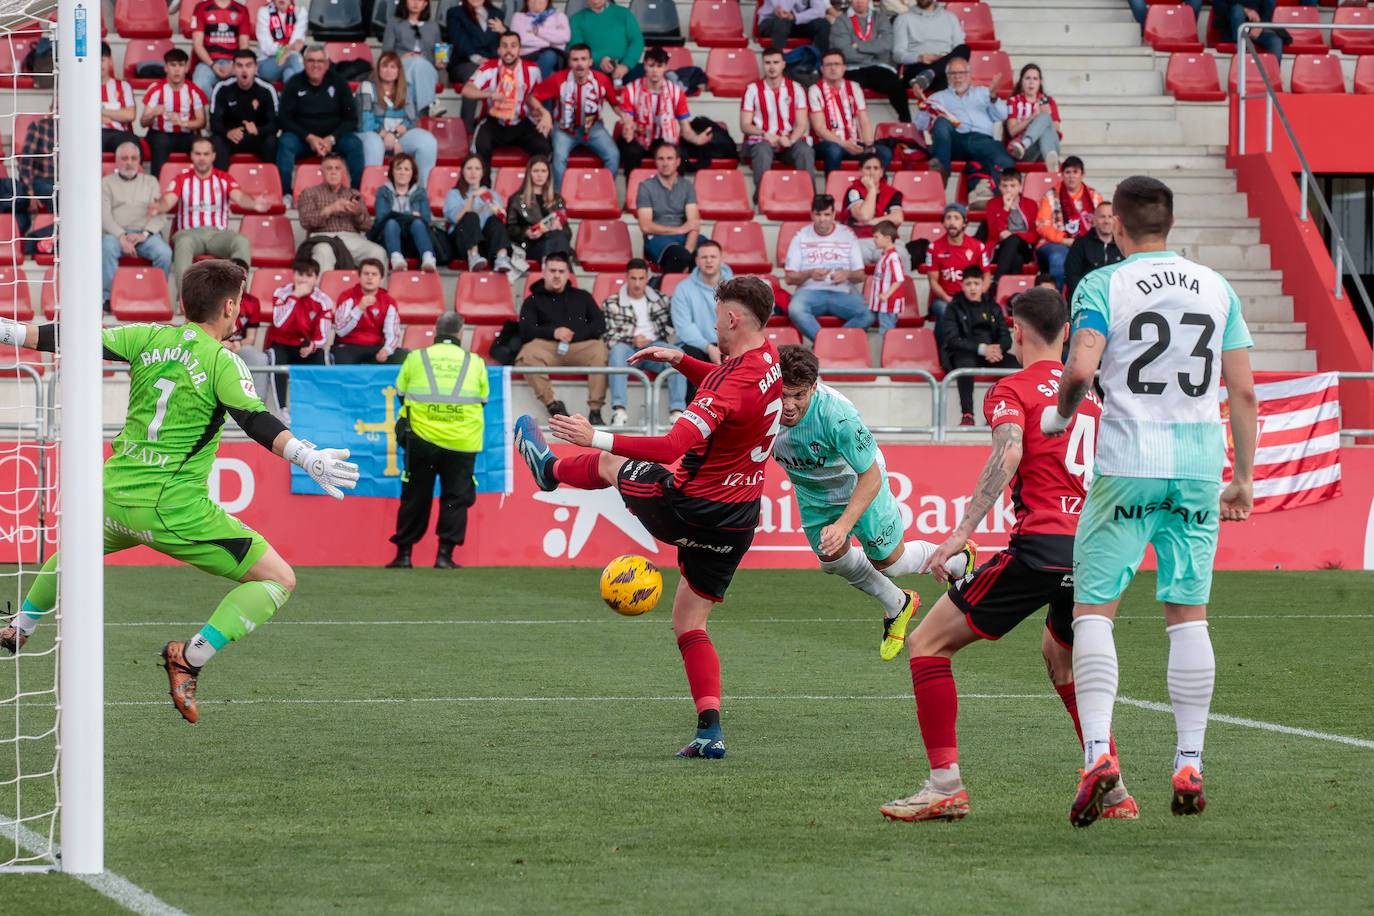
[
  {"x1": 676, "y1": 629, "x2": 721, "y2": 715},
  {"x1": 910, "y1": 656, "x2": 958, "y2": 770},
  {"x1": 552, "y1": 454, "x2": 605, "y2": 490},
  {"x1": 1056, "y1": 682, "x2": 1117, "y2": 756}
]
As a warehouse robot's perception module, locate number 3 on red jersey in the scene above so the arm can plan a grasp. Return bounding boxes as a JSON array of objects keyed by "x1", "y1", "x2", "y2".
[{"x1": 750, "y1": 399, "x2": 783, "y2": 463}]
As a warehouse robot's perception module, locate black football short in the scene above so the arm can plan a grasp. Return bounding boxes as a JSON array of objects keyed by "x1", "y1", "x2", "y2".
[
  {"x1": 948, "y1": 549, "x2": 1075, "y2": 648},
  {"x1": 616, "y1": 460, "x2": 755, "y2": 602}
]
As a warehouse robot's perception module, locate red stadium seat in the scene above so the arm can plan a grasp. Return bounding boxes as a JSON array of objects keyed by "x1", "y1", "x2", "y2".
[
  {"x1": 763, "y1": 326, "x2": 802, "y2": 348},
  {"x1": 592, "y1": 272, "x2": 626, "y2": 303},
  {"x1": 969, "y1": 51, "x2": 1013, "y2": 98},
  {"x1": 813, "y1": 328, "x2": 874, "y2": 381},
  {"x1": 494, "y1": 165, "x2": 526, "y2": 205},
  {"x1": 388, "y1": 270, "x2": 445, "y2": 322},
  {"x1": 874, "y1": 122, "x2": 923, "y2": 144},
  {"x1": 426, "y1": 165, "x2": 464, "y2": 216},
  {"x1": 1022, "y1": 172, "x2": 1059, "y2": 204},
  {"x1": 122, "y1": 39, "x2": 176, "y2": 89},
  {"x1": 403, "y1": 324, "x2": 437, "y2": 352},
  {"x1": 891, "y1": 171, "x2": 947, "y2": 220},
  {"x1": 711, "y1": 220, "x2": 771, "y2": 273},
  {"x1": 466, "y1": 324, "x2": 501, "y2": 360},
  {"x1": 114, "y1": 0, "x2": 172, "y2": 37},
  {"x1": 0, "y1": 216, "x2": 20, "y2": 266},
  {"x1": 825, "y1": 169, "x2": 860, "y2": 204},
  {"x1": 1333, "y1": 7, "x2": 1374, "y2": 55},
  {"x1": 995, "y1": 273, "x2": 1034, "y2": 306},
  {"x1": 294, "y1": 163, "x2": 324, "y2": 195},
  {"x1": 1144, "y1": 5, "x2": 1202, "y2": 53},
  {"x1": 690, "y1": 0, "x2": 747, "y2": 47},
  {"x1": 177, "y1": 0, "x2": 195, "y2": 36},
  {"x1": 27, "y1": 214, "x2": 55, "y2": 266},
  {"x1": 880, "y1": 328, "x2": 942, "y2": 381},
  {"x1": 249, "y1": 267, "x2": 292, "y2": 304},
  {"x1": 945, "y1": 2, "x2": 998, "y2": 51},
  {"x1": 0, "y1": 267, "x2": 33, "y2": 321},
  {"x1": 455, "y1": 272, "x2": 516, "y2": 324},
  {"x1": 625, "y1": 168, "x2": 654, "y2": 213},
  {"x1": 318, "y1": 269, "x2": 359, "y2": 303},
  {"x1": 706, "y1": 48, "x2": 759, "y2": 97},
  {"x1": 659, "y1": 274, "x2": 687, "y2": 297},
  {"x1": 909, "y1": 221, "x2": 946, "y2": 247},
  {"x1": 417, "y1": 118, "x2": 469, "y2": 163},
  {"x1": 576, "y1": 220, "x2": 633, "y2": 271},
  {"x1": 756, "y1": 170, "x2": 814, "y2": 222},
  {"x1": 663, "y1": 46, "x2": 695, "y2": 75},
  {"x1": 562, "y1": 168, "x2": 621, "y2": 218},
  {"x1": 775, "y1": 220, "x2": 808, "y2": 267},
  {"x1": 358, "y1": 165, "x2": 388, "y2": 213},
  {"x1": 38, "y1": 266, "x2": 57, "y2": 319},
  {"x1": 1291, "y1": 54, "x2": 1346, "y2": 94},
  {"x1": 326, "y1": 41, "x2": 373, "y2": 70},
  {"x1": 1166, "y1": 52, "x2": 1226, "y2": 102},
  {"x1": 1272, "y1": 7, "x2": 1326, "y2": 53},
  {"x1": 694, "y1": 168, "x2": 754, "y2": 220},
  {"x1": 228, "y1": 162, "x2": 285, "y2": 214},
  {"x1": 1228, "y1": 53, "x2": 1280, "y2": 93},
  {"x1": 491, "y1": 147, "x2": 530, "y2": 168},
  {"x1": 111, "y1": 267, "x2": 172, "y2": 322},
  {"x1": 0, "y1": 34, "x2": 40, "y2": 89},
  {"x1": 1356, "y1": 56, "x2": 1374, "y2": 95},
  {"x1": 239, "y1": 215, "x2": 297, "y2": 267}
]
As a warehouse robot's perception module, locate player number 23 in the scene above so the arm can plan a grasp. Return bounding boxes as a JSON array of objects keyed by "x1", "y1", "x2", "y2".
[{"x1": 1125, "y1": 311, "x2": 1216, "y2": 398}]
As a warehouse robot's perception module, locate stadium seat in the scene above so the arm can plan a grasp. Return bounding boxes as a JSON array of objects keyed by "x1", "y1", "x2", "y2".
[
  {"x1": 1166, "y1": 52, "x2": 1226, "y2": 102},
  {"x1": 825, "y1": 169, "x2": 860, "y2": 204},
  {"x1": 945, "y1": 2, "x2": 998, "y2": 51},
  {"x1": 111, "y1": 267, "x2": 172, "y2": 322},
  {"x1": 659, "y1": 274, "x2": 687, "y2": 297},
  {"x1": 712, "y1": 220, "x2": 772, "y2": 273},
  {"x1": 756, "y1": 170, "x2": 814, "y2": 222},
  {"x1": 491, "y1": 147, "x2": 530, "y2": 168},
  {"x1": 576, "y1": 220, "x2": 633, "y2": 271},
  {"x1": 1228, "y1": 52, "x2": 1281, "y2": 93},
  {"x1": 1291, "y1": 54, "x2": 1346, "y2": 94},
  {"x1": 388, "y1": 270, "x2": 445, "y2": 322},
  {"x1": 706, "y1": 48, "x2": 759, "y2": 97},
  {"x1": 38, "y1": 266, "x2": 57, "y2": 320},
  {"x1": 562, "y1": 168, "x2": 621, "y2": 218},
  {"x1": 969, "y1": 51, "x2": 1014, "y2": 98},
  {"x1": 592, "y1": 272, "x2": 626, "y2": 303},
  {"x1": 0, "y1": 267, "x2": 33, "y2": 321},
  {"x1": 1272, "y1": 7, "x2": 1326, "y2": 53},
  {"x1": 874, "y1": 122, "x2": 923, "y2": 144},
  {"x1": 880, "y1": 328, "x2": 942, "y2": 382},
  {"x1": 294, "y1": 163, "x2": 325, "y2": 195},
  {"x1": 763, "y1": 326, "x2": 802, "y2": 348},
  {"x1": 27, "y1": 214, "x2": 55, "y2": 266},
  {"x1": 1356, "y1": 56, "x2": 1374, "y2": 95},
  {"x1": 417, "y1": 118, "x2": 469, "y2": 163},
  {"x1": 177, "y1": 0, "x2": 195, "y2": 36},
  {"x1": 1333, "y1": 6, "x2": 1374, "y2": 55},
  {"x1": 325, "y1": 41, "x2": 373, "y2": 73},
  {"x1": 909, "y1": 221, "x2": 946, "y2": 247},
  {"x1": 690, "y1": 0, "x2": 747, "y2": 47},
  {"x1": 1144, "y1": 5, "x2": 1202, "y2": 53},
  {"x1": 494, "y1": 165, "x2": 526, "y2": 205},
  {"x1": 122, "y1": 39, "x2": 176, "y2": 89},
  {"x1": 318, "y1": 269, "x2": 359, "y2": 303},
  {"x1": 995, "y1": 273, "x2": 1034, "y2": 306},
  {"x1": 310, "y1": 0, "x2": 368, "y2": 42},
  {"x1": 358, "y1": 165, "x2": 388, "y2": 213},
  {"x1": 239, "y1": 215, "x2": 297, "y2": 267},
  {"x1": 464, "y1": 324, "x2": 498, "y2": 360},
  {"x1": 455, "y1": 272, "x2": 516, "y2": 324},
  {"x1": 813, "y1": 328, "x2": 874, "y2": 381},
  {"x1": 249, "y1": 267, "x2": 291, "y2": 304},
  {"x1": 228, "y1": 163, "x2": 285, "y2": 214},
  {"x1": 632, "y1": 0, "x2": 683, "y2": 43},
  {"x1": 663, "y1": 46, "x2": 695, "y2": 74},
  {"x1": 694, "y1": 169, "x2": 754, "y2": 220},
  {"x1": 624, "y1": 168, "x2": 654, "y2": 213},
  {"x1": 775, "y1": 220, "x2": 808, "y2": 267},
  {"x1": 403, "y1": 324, "x2": 436, "y2": 352},
  {"x1": 0, "y1": 34, "x2": 39, "y2": 90},
  {"x1": 427, "y1": 165, "x2": 464, "y2": 216},
  {"x1": 0, "y1": 216, "x2": 19, "y2": 266},
  {"x1": 890, "y1": 172, "x2": 947, "y2": 221},
  {"x1": 114, "y1": 0, "x2": 172, "y2": 37},
  {"x1": 1021, "y1": 172, "x2": 1059, "y2": 204}
]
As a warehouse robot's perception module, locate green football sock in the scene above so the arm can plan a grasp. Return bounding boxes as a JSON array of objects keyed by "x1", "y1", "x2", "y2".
[
  {"x1": 13, "y1": 553, "x2": 59, "y2": 634},
  {"x1": 184, "y1": 580, "x2": 290, "y2": 667}
]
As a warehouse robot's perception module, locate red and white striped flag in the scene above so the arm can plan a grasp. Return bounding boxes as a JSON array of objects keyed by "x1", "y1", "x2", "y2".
[{"x1": 1223, "y1": 371, "x2": 1342, "y2": 513}]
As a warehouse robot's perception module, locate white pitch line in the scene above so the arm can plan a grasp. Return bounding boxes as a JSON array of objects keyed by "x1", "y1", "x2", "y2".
[
  {"x1": 0, "y1": 817, "x2": 187, "y2": 916},
  {"x1": 1116, "y1": 697, "x2": 1374, "y2": 750}
]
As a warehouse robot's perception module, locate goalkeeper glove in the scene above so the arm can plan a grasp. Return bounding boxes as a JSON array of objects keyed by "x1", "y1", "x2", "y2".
[{"x1": 283, "y1": 438, "x2": 360, "y2": 499}]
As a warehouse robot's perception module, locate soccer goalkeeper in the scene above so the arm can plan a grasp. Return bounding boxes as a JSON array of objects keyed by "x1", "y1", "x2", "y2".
[{"x1": 0, "y1": 259, "x2": 359, "y2": 723}]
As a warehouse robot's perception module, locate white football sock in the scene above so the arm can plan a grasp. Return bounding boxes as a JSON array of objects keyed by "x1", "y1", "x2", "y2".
[
  {"x1": 1071, "y1": 614, "x2": 1119, "y2": 768},
  {"x1": 14, "y1": 613, "x2": 42, "y2": 635},
  {"x1": 880, "y1": 540, "x2": 972, "y2": 579},
  {"x1": 184, "y1": 633, "x2": 218, "y2": 668},
  {"x1": 1166, "y1": 619, "x2": 1215, "y2": 773},
  {"x1": 819, "y1": 546, "x2": 907, "y2": 616},
  {"x1": 930, "y1": 764, "x2": 962, "y2": 791}
]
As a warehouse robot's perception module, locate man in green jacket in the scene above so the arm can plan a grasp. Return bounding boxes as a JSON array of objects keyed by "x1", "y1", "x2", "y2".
[{"x1": 569, "y1": 0, "x2": 645, "y2": 86}]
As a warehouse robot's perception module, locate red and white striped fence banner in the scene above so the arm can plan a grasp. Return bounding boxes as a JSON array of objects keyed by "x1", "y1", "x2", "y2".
[{"x1": 1224, "y1": 371, "x2": 1342, "y2": 513}]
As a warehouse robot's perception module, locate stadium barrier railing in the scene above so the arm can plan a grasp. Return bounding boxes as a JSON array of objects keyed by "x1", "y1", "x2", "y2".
[
  {"x1": 510, "y1": 366, "x2": 658, "y2": 434},
  {"x1": 934, "y1": 367, "x2": 1021, "y2": 442}
]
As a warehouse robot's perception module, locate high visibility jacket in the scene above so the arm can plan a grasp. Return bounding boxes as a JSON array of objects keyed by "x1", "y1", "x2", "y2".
[{"x1": 395, "y1": 342, "x2": 488, "y2": 452}]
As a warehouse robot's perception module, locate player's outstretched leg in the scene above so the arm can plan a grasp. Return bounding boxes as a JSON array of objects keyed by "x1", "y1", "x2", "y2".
[
  {"x1": 1069, "y1": 610, "x2": 1121, "y2": 827},
  {"x1": 1166, "y1": 614, "x2": 1214, "y2": 816},
  {"x1": 514, "y1": 416, "x2": 622, "y2": 492},
  {"x1": 875, "y1": 540, "x2": 978, "y2": 587},
  {"x1": 815, "y1": 545, "x2": 914, "y2": 660},
  {"x1": 514, "y1": 416, "x2": 559, "y2": 491},
  {"x1": 2, "y1": 553, "x2": 59, "y2": 655}
]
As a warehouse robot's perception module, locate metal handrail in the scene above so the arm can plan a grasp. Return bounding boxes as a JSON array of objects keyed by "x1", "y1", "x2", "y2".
[
  {"x1": 1235, "y1": 22, "x2": 1374, "y2": 358},
  {"x1": 934, "y1": 367, "x2": 1022, "y2": 441},
  {"x1": 509, "y1": 365, "x2": 657, "y2": 434},
  {"x1": 1336, "y1": 371, "x2": 1374, "y2": 438}
]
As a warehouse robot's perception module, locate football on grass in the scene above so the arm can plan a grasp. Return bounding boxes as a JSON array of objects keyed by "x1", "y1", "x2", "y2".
[{"x1": 599, "y1": 555, "x2": 663, "y2": 615}]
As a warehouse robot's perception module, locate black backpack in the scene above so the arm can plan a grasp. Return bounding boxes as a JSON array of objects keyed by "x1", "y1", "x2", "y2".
[{"x1": 488, "y1": 320, "x2": 521, "y2": 366}]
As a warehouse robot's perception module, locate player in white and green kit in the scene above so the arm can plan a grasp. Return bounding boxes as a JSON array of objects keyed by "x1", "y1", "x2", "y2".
[
  {"x1": 1041, "y1": 177, "x2": 1258, "y2": 826},
  {"x1": 772, "y1": 346, "x2": 975, "y2": 661},
  {"x1": 0, "y1": 260, "x2": 360, "y2": 723}
]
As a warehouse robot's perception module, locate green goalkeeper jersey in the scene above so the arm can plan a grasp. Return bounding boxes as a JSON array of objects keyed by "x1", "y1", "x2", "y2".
[
  {"x1": 772, "y1": 384, "x2": 886, "y2": 509},
  {"x1": 102, "y1": 323, "x2": 271, "y2": 508}
]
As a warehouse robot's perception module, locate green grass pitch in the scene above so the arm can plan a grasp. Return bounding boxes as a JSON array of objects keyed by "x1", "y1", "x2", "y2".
[{"x1": 2, "y1": 566, "x2": 1372, "y2": 914}]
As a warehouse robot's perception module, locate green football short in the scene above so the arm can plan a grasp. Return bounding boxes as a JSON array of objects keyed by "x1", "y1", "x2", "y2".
[
  {"x1": 103, "y1": 497, "x2": 269, "y2": 580},
  {"x1": 800, "y1": 487, "x2": 905, "y2": 562},
  {"x1": 1073, "y1": 475, "x2": 1221, "y2": 606}
]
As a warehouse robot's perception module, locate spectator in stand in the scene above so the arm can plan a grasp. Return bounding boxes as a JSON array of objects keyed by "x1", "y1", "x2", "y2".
[
  {"x1": 462, "y1": 31, "x2": 553, "y2": 162},
  {"x1": 13, "y1": 113, "x2": 55, "y2": 237},
  {"x1": 635, "y1": 143, "x2": 700, "y2": 274},
  {"x1": 784, "y1": 193, "x2": 872, "y2": 343},
  {"x1": 893, "y1": 0, "x2": 969, "y2": 93},
  {"x1": 141, "y1": 49, "x2": 208, "y2": 177},
  {"x1": 297, "y1": 152, "x2": 389, "y2": 273},
  {"x1": 514, "y1": 251, "x2": 609, "y2": 422},
  {"x1": 603, "y1": 257, "x2": 687, "y2": 427},
  {"x1": 150, "y1": 137, "x2": 269, "y2": 305},
  {"x1": 226, "y1": 257, "x2": 276, "y2": 413},
  {"x1": 741, "y1": 49, "x2": 816, "y2": 199},
  {"x1": 881, "y1": 0, "x2": 917, "y2": 15},
  {"x1": 616, "y1": 46, "x2": 717, "y2": 174},
  {"x1": 505, "y1": 155, "x2": 570, "y2": 265},
  {"x1": 922, "y1": 202, "x2": 990, "y2": 346},
  {"x1": 940, "y1": 264, "x2": 1017, "y2": 426},
  {"x1": 670, "y1": 239, "x2": 732, "y2": 370},
  {"x1": 383, "y1": 0, "x2": 444, "y2": 116},
  {"x1": 757, "y1": 0, "x2": 836, "y2": 54},
  {"x1": 916, "y1": 57, "x2": 1013, "y2": 209},
  {"x1": 256, "y1": 0, "x2": 308, "y2": 84},
  {"x1": 447, "y1": 0, "x2": 508, "y2": 129},
  {"x1": 209, "y1": 50, "x2": 279, "y2": 171},
  {"x1": 839, "y1": 152, "x2": 906, "y2": 267},
  {"x1": 1035, "y1": 271, "x2": 1056, "y2": 289},
  {"x1": 513, "y1": 0, "x2": 571, "y2": 78},
  {"x1": 1063, "y1": 200, "x2": 1122, "y2": 301},
  {"x1": 1034, "y1": 155, "x2": 1101, "y2": 288},
  {"x1": 445, "y1": 154, "x2": 515, "y2": 272},
  {"x1": 101, "y1": 141, "x2": 171, "y2": 311},
  {"x1": 190, "y1": 0, "x2": 253, "y2": 97},
  {"x1": 1127, "y1": 0, "x2": 1202, "y2": 29},
  {"x1": 569, "y1": 0, "x2": 644, "y2": 87},
  {"x1": 982, "y1": 168, "x2": 1039, "y2": 283},
  {"x1": 355, "y1": 51, "x2": 440, "y2": 187},
  {"x1": 266, "y1": 257, "x2": 334, "y2": 415},
  {"x1": 332, "y1": 258, "x2": 404, "y2": 363},
  {"x1": 101, "y1": 43, "x2": 139, "y2": 155},
  {"x1": 372, "y1": 153, "x2": 439, "y2": 273},
  {"x1": 809, "y1": 50, "x2": 889, "y2": 174},
  {"x1": 869, "y1": 220, "x2": 907, "y2": 333},
  {"x1": 1004, "y1": 63, "x2": 1061, "y2": 171},
  {"x1": 831, "y1": 0, "x2": 911, "y2": 123},
  {"x1": 1214, "y1": 1, "x2": 1285, "y2": 61},
  {"x1": 277, "y1": 46, "x2": 365, "y2": 198},
  {"x1": 528, "y1": 43, "x2": 623, "y2": 191}
]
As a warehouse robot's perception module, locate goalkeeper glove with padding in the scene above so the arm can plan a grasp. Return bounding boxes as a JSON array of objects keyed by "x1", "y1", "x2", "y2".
[{"x1": 283, "y1": 438, "x2": 360, "y2": 499}]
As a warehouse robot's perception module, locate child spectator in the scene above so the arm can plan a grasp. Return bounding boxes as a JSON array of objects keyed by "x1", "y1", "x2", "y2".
[
  {"x1": 332, "y1": 258, "x2": 404, "y2": 364},
  {"x1": 982, "y1": 169, "x2": 1039, "y2": 283},
  {"x1": 939, "y1": 265, "x2": 1018, "y2": 425},
  {"x1": 267, "y1": 257, "x2": 334, "y2": 413},
  {"x1": 1035, "y1": 156, "x2": 1101, "y2": 288},
  {"x1": 869, "y1": 221, "x2": 906, "y2": 333}
]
